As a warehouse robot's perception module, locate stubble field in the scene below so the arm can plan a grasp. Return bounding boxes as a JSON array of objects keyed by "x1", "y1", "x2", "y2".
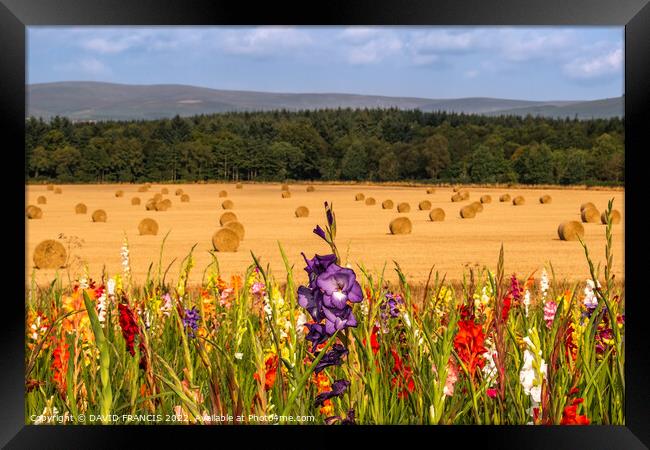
[{"x1": 25, "y1": 183, "x2": 624, "y2": 286}]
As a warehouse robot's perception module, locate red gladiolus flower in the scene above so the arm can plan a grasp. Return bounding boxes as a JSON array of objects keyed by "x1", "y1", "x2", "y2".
[
  {"x1": 362, "y1": 326, "x2": 381, "y2": 355},
  {"x1": 254, "y1": 354, "x2": 279, "y2": 390},
  {"x1": 51, "y1": 339, "x2": 69, "y2": 395},
  {"x1": 118, "y1": 302, "x2": 147, "y2": 370},
  {"x1": 502, "y1": 295, "x2": 512, "y2": 322},
  {"x1": 561, "y1": 397, "x2": 590, "y2": 425},
  {"x1": 453, "y1": 319, "x2": 487, "y2": 377},
  {"x1": 390, "y1": 349, "x2": 415, "y2": 399}
]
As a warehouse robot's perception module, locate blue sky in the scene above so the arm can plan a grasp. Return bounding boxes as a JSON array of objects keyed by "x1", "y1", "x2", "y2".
[{"x1": 27, "y1": 26, "x2": 623, "y2": 101}]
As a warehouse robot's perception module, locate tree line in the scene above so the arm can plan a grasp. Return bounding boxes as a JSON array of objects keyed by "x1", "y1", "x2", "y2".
[{"x1": 25, "y1": 109, "x2": 624, "y2": 185}]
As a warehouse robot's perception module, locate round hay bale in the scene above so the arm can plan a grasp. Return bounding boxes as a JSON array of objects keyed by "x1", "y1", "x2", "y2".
[
  {"x1": 180, "y1": 194, "x2": 190, "y2": 202},
  {"x1": 480, "y1": 195, "x2": 492, "y2": 204},
  {"x1": 580, "y1": 202, "x2": 596, "y2": 212},
  {"x1": 91, "y1": 209, "x2": 107, "y2": 222},
  {"x1": 460, "y1": 190, "x2": 470, "y2": 200},
  {"x1": 236, "y1": 183, "x2": 243, "y2": 189},
  {"x1": 153, "y1": 193, "x2": 163, "y2": 202},
  {"x1": 460, "y1": 205, "x2": 476, "y2": 218},
  {"x1": 389, "y1": 217, "x2": 412, "y2": 235},
  {"x1": 156, "y1": 199, "x2": 172, "y2": 211},
  {"x1": 281, "y1": 184, "x2": 290, "y2": 191},
  {"x1": 54, "y1": 187, "x2": 62, "y2": 194},
  {"x1": 225, "y1": 221, "x2": 245, "y2": 241},
  {"x1": 452, "y1": 186, "x2": 462, "y2": 192},
  {"x1": 429, "y1": 208, "x2": 445, "y2": 222},
  {"x1": 295, "y1": 206, "x2": 310, "y2": 217},
  {"x1": 451, "y1": 193, "x2": 462, "y2": 202},
  {"x1": 33, "y1": 239, "x2": 67, "y2": 269},
  {"x1": 426, "y1": 187, "x2": 435, "y2": 194},
  {"x1": 365, "y1": 197, "x2": 376, "y2": 206},
  {"x1": 281, "y1": 191, "x2": 291, "y2": 199},
  {"x1": 161, "y1": 188, "x2": 169, "y2": 195},
  {"x1": 539, "y1": 195, "x2": 552, "y2": 204},
  {"x1": 37, "y1": 196, "x2": 47, "y2": 205},
  {"x1": 600, "y1": 209, "x2": 621, "y2": 225},
  {"x1": 75, "y1": 203, "x2": 87, "y2": 214},
  {"x1": 212, "y1": 228, "x2": 240, "y2": 252},
  {"x1": 145, "y1": 199, "x2": 157, "y2": 211},
  {"x1": 581, "y1": 206, "x2": 600, "y2": 223},
  {"x1": 145, "y1": 183, "x2": 152, "y2": 189},
  {"x1": 131, "y1": 197, "x2": 141, "y2": 206},
  {"x1": 306, "y1": 185, "x2": 315, "y2": 192},
  {"x1": 382, "y1": 199, "x2": 394, "y2": 209},
  {"x1": 26, "y1": 205, "x2": 43, "y2": 219},
  {"x1": 115, "y1": 190, "x2": 124, "y2": 198},
  {"x1": 137, "y1": 185, "x2": 148, "y2": 192},
  {"x1": 222, "y1": 200, "x2": 234, "y2": 209},
  {"x1": 46, "y1": 184, "x2": 54, "y2": 191},
  {"x1": 175, "y1": 188, "x2": 183, "y2": 196},
  {"x1": 397, "y1": 202, "x2": 411, "y2": 213},
  {"x1": 558, "y1": 221, "x2": 585, "y2": 241},
  {"x1": 470, "y1": 201, "x2": 483, "y2": 213},
  {"x1": 355, "y1": 193, "x2": 365, "y2": 201},
  {"x1": 220, "y1": 212, "x2": 238, "y2": 226},
  {"x1": 138, "y1": 218, "x2": 159, "y2": 236},
  {"x1": 218, "y1": 190, "x2": 228, "y2": 198},
  {"x1": 499, "y1": 194, "x2": 511, "y2": 202},
  {"x1": 512, "y1": 196, "x2": 525, "y2": 206},
  {"x1": 418, "y1": 200, "x2": 432, "y2": 210}
]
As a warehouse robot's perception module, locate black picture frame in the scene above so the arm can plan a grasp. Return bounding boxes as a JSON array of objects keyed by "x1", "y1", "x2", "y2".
[{"x1": 2, "y1": 0, "x2": 648, "y2": 448}]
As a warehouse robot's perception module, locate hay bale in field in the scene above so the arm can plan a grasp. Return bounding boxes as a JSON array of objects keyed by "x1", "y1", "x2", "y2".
[
  {"x1": 426, "y1": 187, "x2": 435, "y2": 194},
  {"x1": 220, "y1": 211, "x2": 238, "y2": 226},
  {"x1": 306, "y1": 185, "x2": 315, "y2": 192},
  {"x1": 281, "y1": 191, "x2": 291, "y2": 198},
  {"x1": 54, "y1": 187, "x2": 62, "y2": 194},
  {"x1": 512, "y1": 196, "x2": 525, "y2": 206},
  {"x1": 212, "y1": 228, "x2": 240, "y2": 252},
  {"x1": 460, "y1": 205, "x2": 476, "y2": 218},
  {"x1": 558, "y1": 221, "x2": 585, "y2": 241},
  {"x1": 281, "y1": 183, "x2": 290, "y2": 191},
  {"x1": 397, "y1": 202, "x2": 411, "y2": 213},
  {"x1": 382, "y1": 199, "x2": 394, "y2": 209},
  {"x1": 46, "y1": 184, "x2": 54, "y2": 191},
  {"x1": 180, "y1": 194, "x2": 190, "y2": 202},
  {"x1": 355, "y1": 193, "x2": 365, "y2": 201},
  {"x1": 581, "y1": 206, "x2": 600, "y2": 223},
  {"x1": 601, "y1": 209, "x2": 621, "y2": 225},
  {"x1": 33, "y1": 239, "x2": 67, "y2": 269},
  {"x1": 75, "y1": 203, "x2": 87, "y2": 214},
  {"x1": 137, "y1": 185, "x2": 148, "y2": 192},
  {"x1": 37, "y1": 196, "x2": 47, "y2": 205},
  {"x1": 145, "y1": 199, "x2": 157, "y2": 210},
  {"x1": 470, "y1": 201, "x2": 483, "y2": 213},
  {"x1": 480, "y1": 195, "x2": 492, "y2": 204},
  {"x1": 451, "y1": 193, "x2": 462, "y2": 202},
  {"x1": 539, "y1": 195, "x2": 552, "y2": 204},
  {"x1": 222, "y1": 199, "x2": 234, "y2": 209},
  {"x1": 156, "y1": 199, "x2": 172, "y2": 211},
  {"x1": 225, "y1": 221, "x2": 245, "y2": 241},
  {"x1": 499, "y1": 194, "x2": 511, "y2": 202},
  {"x1": 389, "y1": 217, "x2": 412, "y2": 235},
  {"x1": 295, "y1": 206, "x2": 310, "y2": 217},
  {"x1": 219, "y1": 190, "x2": 228, "y2": 198},
  {"x1": 145, "y1": 183, "x2": 152, "y2": 189},
  {"x1": 175, "y1": 188, "x2": 183, "y2": 196},
  {"x1": 460, "y1": 190, "x2": 470, "y2": 200},
  {"x1": 138, "y1": 218, "x2": 159, "y2": 236},
  {"x1": 236, "y1": 183, "x2": 243, "y2": 189},
  {"x1": 419, "y1": 200, "x2": 432, "y2": 210},
  {"x1": 153, "y1": 193, "x2": 163, "y2": 202},
  {"x1": 26, "y1": 205, "x2": 42, "y2": 219},
  {"x1": 131, "y1": 197, "x2": 141, "y2": 206},
  {"x1": 115, "y1": 190, "x2": 124, "y2": 198},
  {"x1": 429, "y1": 208, "x2": 445, "y2": 222},
  {"x1": 580, "y1": 202, "x2": 596, "y2": 212},
  {"x1": 161, "y1": 188, "x2": 169, "y2": 195},
  {"x1": 365, "y1": 197, "x2": 376, "y2": 206},
  {"x1": 453, "y1": 186, "x2": 462, "y2": 192},
  {"x1": 92, "y1": 209, "x2": 107, "y2": 222}
]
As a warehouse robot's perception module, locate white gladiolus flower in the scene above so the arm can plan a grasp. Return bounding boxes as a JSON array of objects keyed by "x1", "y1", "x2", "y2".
[
  {"x1": 296, "y1": 313, "x2": 308, "y2": 338},
  {"x1": 583, "y1": 279, "x2": 600, "y2": 309},
  {"x1": 403, "y1": 312, "x2": 411, "y2": 328},
  {"x1": 107, "y1": 278, "x2": 116, "y2": 296},
  {"x1": 540, "y1": 269, "x2": 549, "y2": 300},
  {"x1": 519, "y1": 329, "x2": 547, "y2": 407},
  {"x1": 523, "y1": 290, "x2": 531, "y2": 317},
  {"x1": 97, "y1": 292, "x2": 107, "y2": 324},
  {"x1": 234, "y1": 352, "x2": 243, "y2": 360}
]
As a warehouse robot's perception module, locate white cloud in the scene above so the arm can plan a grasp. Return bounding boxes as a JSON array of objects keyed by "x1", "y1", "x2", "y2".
[
  {"x1": 464, "y1": 69, "x2": 479, "y2": 78},
  {"x1": 409, "y1": 29, "x2": 484, "y2": 55},
  {"x1": 53, "y1": 57, "x2": 111, "y2": 77},
  {"x1": 79, "y1": 58, "x2": 109, "y2": 75},
  {"x1": 563, "y1": 48, "x2": 623, "y2": 79},
  {"x1": 338, "y1": 28, "x2": 403, "y2": 65},
  {"x1": 219, "y1": 27, "x2": 313, "y2": 57}
]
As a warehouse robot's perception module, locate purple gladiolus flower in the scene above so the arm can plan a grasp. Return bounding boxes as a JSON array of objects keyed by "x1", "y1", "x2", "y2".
[
  {"x1": 509, "y1": 274, "x2": 521, "y2": 302},
  {"x1": 305, "y1": 323, "x2": 329, "y2": 352},
  {"x1": 325, "y1": 408, "x2": 356, "y2": 425},
  {"x1": 314, "y1": 343, "x2": 348, "y2": 373},
  {"x1": 298, "y1": 285, "x2": 325, "y2": 322},
  {"x1": 313, "y1": 225, "x2": 327, "y2": 241},
  {"x1": 183, "y1": 306, "x2": 200, "y2": 338},
  {"x1": 301, "y1": 253, "x2": 337, "y2": 282},
  {"x1": 323, "y1": 305, "x2": 357, "y2": 335},
  {"x1": 317, "y1": 264, "x2": 363, "y2": 310},
  {"x1": 314, "y1": 379, "x2": 350, "y2": 407}
]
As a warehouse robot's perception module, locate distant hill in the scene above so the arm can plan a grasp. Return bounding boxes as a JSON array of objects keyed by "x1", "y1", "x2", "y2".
[{"x1": 26, "y1": 81, "x2": 624, "y2": 121}]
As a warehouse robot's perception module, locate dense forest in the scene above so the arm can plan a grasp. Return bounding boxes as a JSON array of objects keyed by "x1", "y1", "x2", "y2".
[{"x1": 25, "y1": 109, "x2": 624, "y2": 185}]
